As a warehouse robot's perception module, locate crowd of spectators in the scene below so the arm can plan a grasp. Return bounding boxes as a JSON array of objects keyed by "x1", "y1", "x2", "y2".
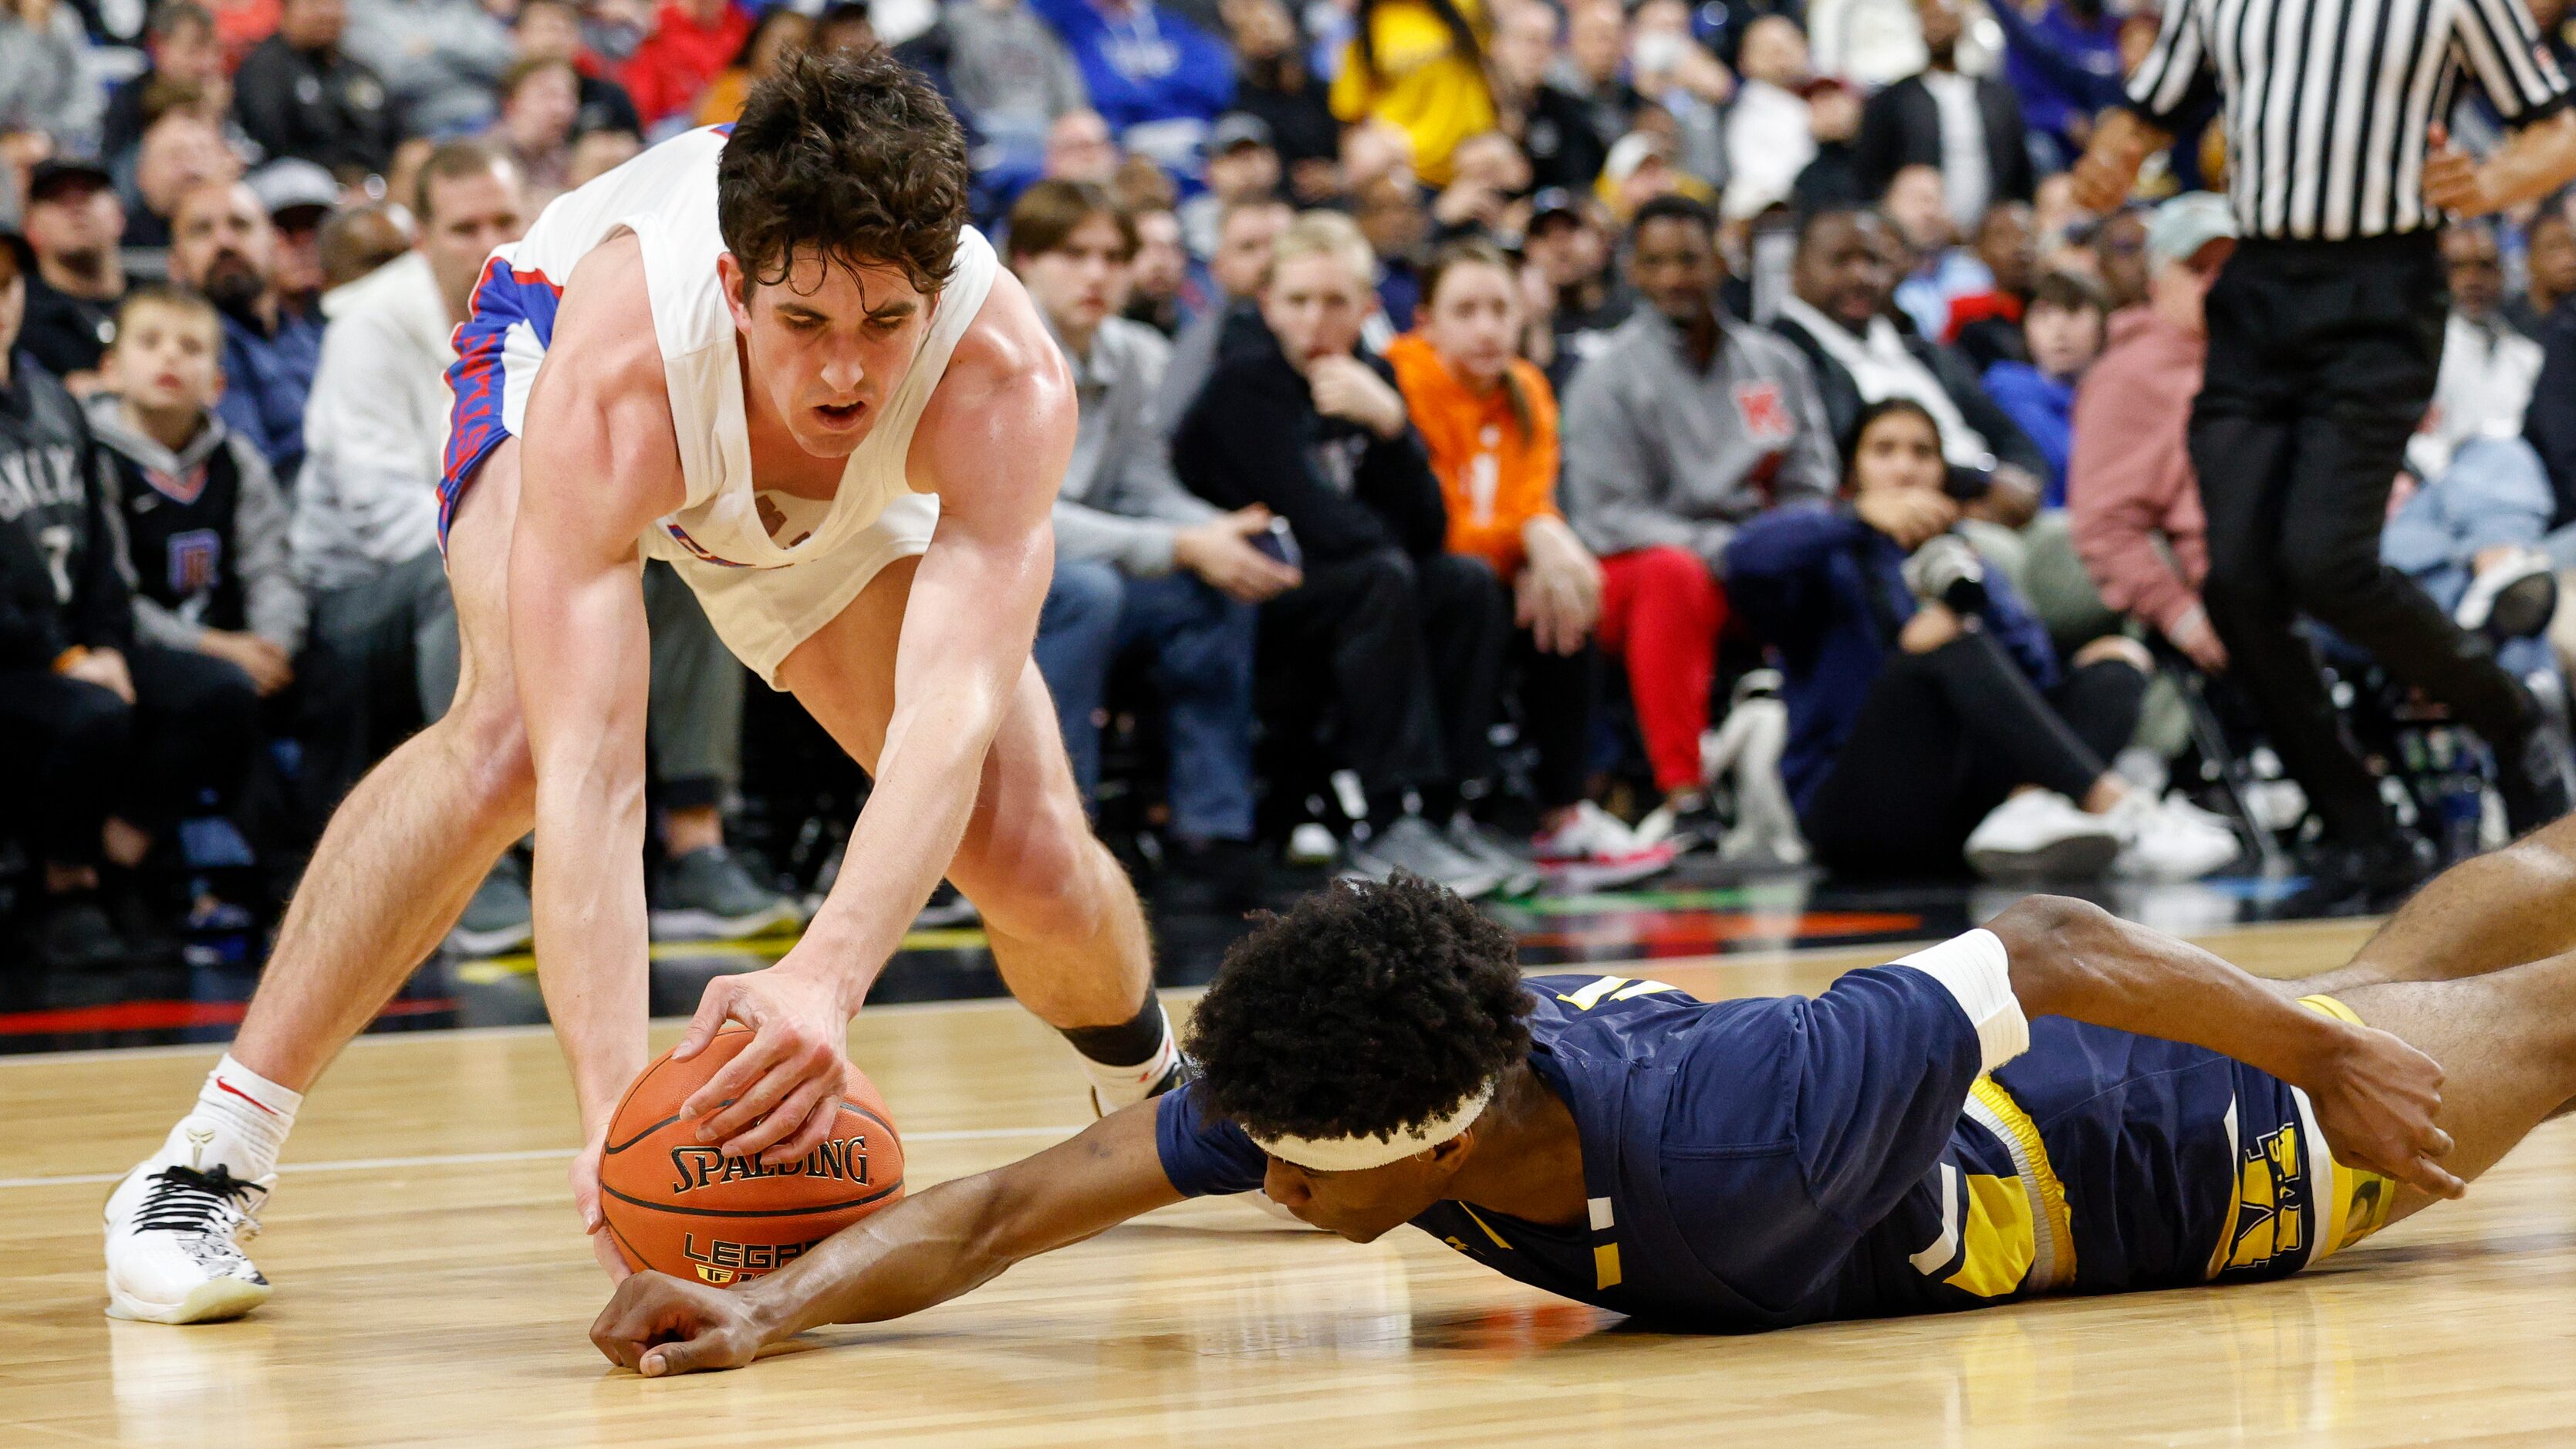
[{"x1": 7, "y1": 0, "x2": 2576, "y2": 968}]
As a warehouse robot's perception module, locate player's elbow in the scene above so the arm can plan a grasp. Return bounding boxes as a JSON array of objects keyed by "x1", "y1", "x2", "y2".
[{"x1": 1985, "y1": 894, "x2": 2120, "y2": 1005}]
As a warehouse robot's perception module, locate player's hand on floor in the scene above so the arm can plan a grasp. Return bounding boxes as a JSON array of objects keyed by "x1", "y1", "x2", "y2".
[
  {"x1": 591, "y1": 1271, "x2": 763, "y2": 1377},
  {"x1": 2306, "y1": 1022, "x2": 2464, "y2": 1200},
  {"x1": 673, "y1": 966, "x2": 855, "y2": 1167}
]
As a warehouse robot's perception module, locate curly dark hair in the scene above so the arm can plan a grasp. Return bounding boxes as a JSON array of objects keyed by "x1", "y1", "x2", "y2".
[
  {"x1": 716, "y1": 47, "x2": 970, "y2": 299},
  {"x1": 1186, "y1": 873, "x2": 1532, "y2": 1146}
]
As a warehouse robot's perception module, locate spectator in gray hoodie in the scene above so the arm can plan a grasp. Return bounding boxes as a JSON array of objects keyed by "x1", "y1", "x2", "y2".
[
  {"x1": 0, "y1": 0, "x2": 104, "y2": 152},
  {"x1": 344, "y1": 0, "x2": 518, "y2": 137},
  {"x1": 1009, "y1": 181, "x2": 1294, "y2": 905},
  {"x1": 1559, "y1": 195, "x2": 1837, "y2": 839}
]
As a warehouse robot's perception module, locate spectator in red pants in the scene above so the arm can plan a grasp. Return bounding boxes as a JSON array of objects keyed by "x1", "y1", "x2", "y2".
[{"x1": 1558, "y1": 196, "x2": 1839, "y2": 843}]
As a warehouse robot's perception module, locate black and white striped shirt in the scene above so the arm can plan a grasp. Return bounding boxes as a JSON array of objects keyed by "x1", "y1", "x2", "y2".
[{"x1": 2126, "y1": 0, "x2": 2573, "y2": 239}]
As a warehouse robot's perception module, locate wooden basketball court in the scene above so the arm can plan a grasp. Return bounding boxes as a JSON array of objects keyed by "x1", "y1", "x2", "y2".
[{"x1": 13, "y1": 917, "x2": 2576, "y2": 1446}]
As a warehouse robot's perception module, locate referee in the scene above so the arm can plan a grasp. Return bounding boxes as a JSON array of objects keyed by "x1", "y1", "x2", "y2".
[{"x1": 2074, "y1": 0, "x2": 2576, "y2": 899}]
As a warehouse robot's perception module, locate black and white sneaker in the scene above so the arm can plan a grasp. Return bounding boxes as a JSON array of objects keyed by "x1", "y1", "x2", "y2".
[
  {"x1": 444, "y1": 856, "x2": 532, "y2": 958},
  {"x1": 103, "y1": 1162, "x2": 274, "y2": 1323}
]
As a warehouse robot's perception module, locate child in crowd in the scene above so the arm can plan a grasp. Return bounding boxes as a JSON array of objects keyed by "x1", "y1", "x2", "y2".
[
  {"x1": 1982, "y1": 271, "x2": 2108, "y2": 507},
  {"x1": 88, "y1": 286, "x2": 307, "y2": 703}
]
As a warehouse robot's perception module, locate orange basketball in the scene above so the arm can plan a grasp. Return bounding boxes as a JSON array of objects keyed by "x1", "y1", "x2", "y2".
[{"x1": 599, "y1": 1026, "x2": 904, "y2": 1285}]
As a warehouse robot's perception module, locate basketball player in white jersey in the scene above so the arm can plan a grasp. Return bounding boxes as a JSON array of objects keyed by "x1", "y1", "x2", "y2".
[{"x1": 103, "y1": 51, "x2": 1188, "y2": 1323}]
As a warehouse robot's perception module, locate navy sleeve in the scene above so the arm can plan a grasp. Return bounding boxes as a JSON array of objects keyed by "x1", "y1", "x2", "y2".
[
  {"x1": 1659, "y1": 966, "x2": 1984, "y2": 1312},
  {"x1": 1153, "y1": 1081, "x2": 1269, "y2": 1197}
]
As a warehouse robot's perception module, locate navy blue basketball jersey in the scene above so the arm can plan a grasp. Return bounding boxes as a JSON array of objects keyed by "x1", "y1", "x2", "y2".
[{"x1": 1154, "y1": 961, "x2": 2393, "y2": 1329}]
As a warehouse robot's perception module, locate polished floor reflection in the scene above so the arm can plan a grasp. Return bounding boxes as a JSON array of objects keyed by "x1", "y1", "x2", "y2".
[{"x1": 16, "y1": 918, "x2": 2576, "y2": 1445}]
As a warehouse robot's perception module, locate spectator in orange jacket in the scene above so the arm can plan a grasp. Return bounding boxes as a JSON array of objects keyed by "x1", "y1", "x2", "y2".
[{"x1": 1388, "y1": 239, "x2": 1675, "y2": 886}]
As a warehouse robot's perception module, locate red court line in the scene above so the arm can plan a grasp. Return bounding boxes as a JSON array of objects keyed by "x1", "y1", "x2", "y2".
[
  {"x1": 0, "y1": 997, "x2": 457, "y2": 1036},
  {"x1": 1516, "y1": 910, "x2": 1923, "y2": 951}
]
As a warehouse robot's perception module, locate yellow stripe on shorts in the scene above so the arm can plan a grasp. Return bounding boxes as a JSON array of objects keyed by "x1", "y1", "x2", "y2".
[{"x1": 2296, "y1": 994, "x2": 2400, "y2": 1262}]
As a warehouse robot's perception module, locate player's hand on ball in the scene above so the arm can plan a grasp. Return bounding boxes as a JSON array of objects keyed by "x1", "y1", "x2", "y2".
[
  {"x1": 590, "y1": 1271, "x2": 763, "y2": 1377},
  {"x1": 569, "y1": 1128, "x2": 635, "y2": 1282},
  {"x1": 2306, "y1": 1022, "x2": 2463, "y2": 1200},
  {"x1": 673, "y1": 966, "x2": 854, "y2": 1166}
]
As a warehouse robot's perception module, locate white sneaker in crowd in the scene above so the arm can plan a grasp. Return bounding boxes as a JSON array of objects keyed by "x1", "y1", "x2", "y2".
[
  {"x1": 2110, "y1": 792, "x2": 2244, "y2": 882},
  {"x1": 1963, "y1": 790, "x2": 2122, "y2": 882},
  {"x1": 1444, "y1": 816, "x2": 1544, "y2": 897},
  {"x1": 1531, "y1": 802, "x2": 1680, "y2": 891},
  {"x1": 1285, "y1": 822, "x2": 1341, "y2": 866}
]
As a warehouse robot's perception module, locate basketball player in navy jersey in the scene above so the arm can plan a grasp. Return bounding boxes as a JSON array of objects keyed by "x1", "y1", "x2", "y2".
[
  {"x1": 595, "y1": 830, "x2": 2576, "y2": 1366},
  {"x1": 106, "y1": 51, "x2": 1193, "y2": 1324}
]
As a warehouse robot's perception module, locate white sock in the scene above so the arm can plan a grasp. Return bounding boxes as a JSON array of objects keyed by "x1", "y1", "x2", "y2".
[
  {"x1": 1076, "y1": 1005, "x2": 1180, "y2": 1113},
  {"x1": 156, "y1": 1053, "x2": 302, "y2": 1180}
]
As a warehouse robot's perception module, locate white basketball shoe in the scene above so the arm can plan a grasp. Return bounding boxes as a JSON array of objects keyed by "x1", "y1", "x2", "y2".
[{"x1": 103, "y1": 1146, "x2": 275, "y2": 1324}]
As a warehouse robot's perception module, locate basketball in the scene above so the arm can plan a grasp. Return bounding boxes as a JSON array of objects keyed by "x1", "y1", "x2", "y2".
[{"x1": 598, "y1": 1027, "x2": 904, "y2": 1285}]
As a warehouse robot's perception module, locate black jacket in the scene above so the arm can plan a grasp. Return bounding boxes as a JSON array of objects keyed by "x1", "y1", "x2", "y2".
[
  {"x1": 232, "y1": 36, "x2": 398, "y2": 176},
  {"x1": 1524, "y1": 83, "x2": 1612, "y2": 192},
  {"x1": 1853, "y1": 73, "x2": 2036, "y2": 210},
  {"x1": 1171, "y1": 322, "x2": 1447, "y2": 566},
  {"x1": 1769, "y1": 310, "x2": 2049, "y2": 479},
  {"x1": 2524, "y1": 294, "x2": 2576, "y2": 529},
  {"x1": 0, "y1": 356, "x2": 133, "y2": 668}
]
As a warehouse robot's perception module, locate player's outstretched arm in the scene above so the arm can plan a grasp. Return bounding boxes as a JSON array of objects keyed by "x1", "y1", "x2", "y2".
[
  {"x1": 589, "y1": 1102, "x2": 1183, "y2": 1376},
  {"x1": 508, "y1": 235, "x2": 694, "y2": 1248},
  {"x1": 1985, "y1": 896, "x2": 2463, "y2": 1199}
]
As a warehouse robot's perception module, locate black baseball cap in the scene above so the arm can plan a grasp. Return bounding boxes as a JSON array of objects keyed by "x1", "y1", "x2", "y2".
[
  {"x1": 1528, "y1": 187, "x2": 1585, "y2": 230},
  {"x1": 27, "y1": 157, "x2": 113, "y2": 202}
]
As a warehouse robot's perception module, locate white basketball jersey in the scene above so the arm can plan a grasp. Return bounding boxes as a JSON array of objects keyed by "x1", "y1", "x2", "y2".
[{"x1": 498, "y1": 126, "x2": 998, "y2": 570}]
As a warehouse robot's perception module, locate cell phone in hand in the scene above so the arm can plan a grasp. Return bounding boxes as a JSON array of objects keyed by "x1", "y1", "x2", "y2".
[{"x1": 1254, "y1": 517, "x2": 1302, "y2": 571}]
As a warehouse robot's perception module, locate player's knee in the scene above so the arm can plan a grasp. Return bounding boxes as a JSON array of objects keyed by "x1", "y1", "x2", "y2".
[{"x1": 967, "y1": 809, "x2": 1117, "y2": 942}]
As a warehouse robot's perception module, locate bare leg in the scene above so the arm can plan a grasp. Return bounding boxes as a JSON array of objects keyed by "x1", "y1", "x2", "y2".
[
  {"x1": 2299, "y1": 814, "x2": 2576, "y2": 996},
  {"x1": 776, "y1": 556, "x2": 1153, "y2": 1029},
  {"x1": 2324, "y1": 952, "x2": 2576, "y2": 1228},
  {"x1": 228, "y1": 444, "x2": 538, "y2": 1091}
]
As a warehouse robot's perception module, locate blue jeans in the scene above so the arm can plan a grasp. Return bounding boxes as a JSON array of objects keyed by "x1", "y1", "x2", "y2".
[
  {"x1": 2383, "y1": 436, "x2": 2560, "y2": 681},
  {"x1": 1032, "y1": 560, "x2": 1258, "y2": 841}
]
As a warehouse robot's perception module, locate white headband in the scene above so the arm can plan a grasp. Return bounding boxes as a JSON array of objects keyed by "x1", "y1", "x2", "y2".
[{"x1": 1247, "y1": 1081, "x2": 1496, "y2": 1173}]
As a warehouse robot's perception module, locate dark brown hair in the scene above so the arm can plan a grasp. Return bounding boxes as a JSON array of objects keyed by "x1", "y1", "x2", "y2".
[
  {"x1": 496, "y1": 54, "x2": 578, "y2": 107},
  {"x1": 414, "y1": 137, "x2": 514, "y2": 222},
  {"x1": 2027, "y1": 269, "x2": 2108, "y2": 319},
  {"x1": 1418, "y1": 237, "x2": 1534, "y2": 439},
  {"x1": 716, "y1": 47, "x2": 970, "y2": 297},
  {"x1": 1004, "y1": 180, "x2": 1137, "y2": 265}
]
